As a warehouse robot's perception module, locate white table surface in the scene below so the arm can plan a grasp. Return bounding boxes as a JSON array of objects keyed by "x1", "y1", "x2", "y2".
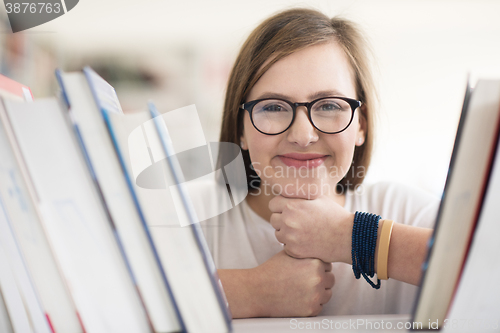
[{"x1": 232, "y1": 314, "x2": 414, "y2": 333}]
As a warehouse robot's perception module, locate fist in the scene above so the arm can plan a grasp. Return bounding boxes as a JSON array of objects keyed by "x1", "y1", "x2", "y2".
[
  {"x1": 269, "y1": 195, "x2": 354, "y2": 263},
  {"x1": 254, "y1": 250, "x2": 335, "y2": 317}
]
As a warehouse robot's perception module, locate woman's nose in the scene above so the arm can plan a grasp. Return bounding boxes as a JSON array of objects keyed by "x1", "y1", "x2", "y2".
[{"x1": 286, "y1": 107, "x2": 319, "y2": 147}]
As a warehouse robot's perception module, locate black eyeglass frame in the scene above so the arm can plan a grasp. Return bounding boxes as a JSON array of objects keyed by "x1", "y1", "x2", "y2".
[{"x1": 240, "y1": 96, "x2": 362, "y2": 135}]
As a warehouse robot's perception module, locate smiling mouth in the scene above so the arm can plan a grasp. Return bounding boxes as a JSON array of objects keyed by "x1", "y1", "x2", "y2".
[{"x1": 277, "y1": 153, "x2": 328, "y2": 168}]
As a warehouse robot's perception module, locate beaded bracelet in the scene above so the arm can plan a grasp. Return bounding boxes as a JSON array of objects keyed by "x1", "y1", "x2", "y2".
[{"x1": 351, "y1": 211, "x2": 381, "y2": 289}]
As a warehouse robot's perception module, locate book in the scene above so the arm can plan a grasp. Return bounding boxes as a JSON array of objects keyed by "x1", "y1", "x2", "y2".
[
  {"x1": 0, "y1": 192, "x2": 51, "y2": 333},
  {"x1": 412, "y1": 79, "x2": 500, "y2": 329},
  {"x1": 0, "y1": 74, "x2": 33, "y2": 101},
  {"x1": 0, "y1": 285, "x2": 14, "y2": 333},
  {"x1": 149, "y1": 101, "x2": 232, "y2": 329},
  {"x1": 56, "y1": 67, "x2": 182, "y2": 333},
  {"x1": 102, "y1": 101, "x2": 232, "y2": 333},
  {"x1": 0, "y1": 99, "x2": 83, "y2": 333},
  {"x1": 0, "y1": 205, "x2": 33, "y2": 333},
  {"x1": 2, "y1": 97, "x2": 152, "y2": 333},
  {"x1": 443, "y1": 114, "x2": 500, "y2": 332}
]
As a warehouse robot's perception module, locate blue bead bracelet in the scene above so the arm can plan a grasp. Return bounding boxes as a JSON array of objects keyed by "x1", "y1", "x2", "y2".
[{"x1": 352, "y1": 211, "x2": 381, "y2": 289}]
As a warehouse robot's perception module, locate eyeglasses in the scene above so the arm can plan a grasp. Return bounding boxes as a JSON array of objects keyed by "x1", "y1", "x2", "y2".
[{"x1": 240, "y1": 96, "x2": 362, "y2": 135}]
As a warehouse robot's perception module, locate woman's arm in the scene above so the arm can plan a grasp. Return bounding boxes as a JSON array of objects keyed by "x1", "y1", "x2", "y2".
[
  {"x1": 218, "y1": 250, "x2": 335, "y2": 318},
  {"x1": 269, "y1": 195, "x2": 433, "y2": 286},
  {"x1": 218, "y1": 269, "x2": 261, "y2": 318},
  {"x1": 382, "y1": 222, "x2": 432, "y2": 285}
]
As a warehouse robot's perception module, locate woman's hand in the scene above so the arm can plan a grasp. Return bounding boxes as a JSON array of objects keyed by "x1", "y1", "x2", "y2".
[
  {"x1": 268, "y1": 195, "x2": 434, "y2": 286},
  {"x1": 269, "y1": 195, "x2": 354, "y2": 263},
  {"x1": 218, "y1": 250, "x2": 334, "y2": 318}
]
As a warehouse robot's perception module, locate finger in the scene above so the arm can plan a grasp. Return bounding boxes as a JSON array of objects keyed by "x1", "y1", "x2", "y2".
[
  {"x1": 312, "y1": 304, "x2": 323, "y2": 317},
  {"x1": 268, "y1": 195, "x2": 288, "y2": 213},
  {"x1": 284, "y1": 244, "x2": 302, "y2": 259},
  {"x1": 320, "y1": 288, "x2": 333, "y2": 305},
  {"x1": 324, "y1": 272, "x2": 335, "y2": 289},
  {"x1": 324, "y1": 262, "x2": 333, "y2": 272},
  {"x1": 275, "y1": 229, "x2": 286, "y2": 244},
  {"x1": 269, "y1": 213, "x2": 282, "y2": 231}
]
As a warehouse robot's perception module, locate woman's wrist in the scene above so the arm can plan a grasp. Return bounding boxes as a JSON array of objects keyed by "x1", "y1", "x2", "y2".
[
  {"x1": 350, "y1": 212, "x2": 382, "y2": 289},
  {"x1": 246, "y1": 265, "x2": 269, "y2": 317},
  {"x1": 338, "y1": 212, "x2": 355, "y2": 264},
  {"x1": 218, "y1": 268, "x2": 264, "y2": 318}
]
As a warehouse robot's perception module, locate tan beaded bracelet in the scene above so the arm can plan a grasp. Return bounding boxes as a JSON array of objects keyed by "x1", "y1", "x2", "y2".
[{"x1": 377, "y1": 219, "x2": 395, "y2": 280}]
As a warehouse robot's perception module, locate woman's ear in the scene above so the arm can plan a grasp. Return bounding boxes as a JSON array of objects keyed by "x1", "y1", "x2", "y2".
[
  {"x1": 355, "y1": 105, "x2": 367, "y2": 146},
  {"x1": 240, "y1": 135, "x2": 248, "y2": 150}
]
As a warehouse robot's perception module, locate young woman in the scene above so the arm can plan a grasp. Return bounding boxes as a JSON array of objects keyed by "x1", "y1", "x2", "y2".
[{"x1": 199, "y1": 8, "x2": 439, "y2": 318}]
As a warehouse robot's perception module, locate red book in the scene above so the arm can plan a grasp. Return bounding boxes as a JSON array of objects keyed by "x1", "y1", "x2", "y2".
[{"x1": 0, "y1": 74, "x2": 33, "y2": 101}]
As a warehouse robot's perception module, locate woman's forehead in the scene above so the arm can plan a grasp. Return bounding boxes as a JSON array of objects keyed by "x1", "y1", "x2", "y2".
[{"x1": 248, "y1": 42, "x2": 357, "y2": 101}]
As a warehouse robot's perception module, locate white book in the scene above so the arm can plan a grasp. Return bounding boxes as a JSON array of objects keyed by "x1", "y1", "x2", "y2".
[
  {"x1": 2, "y1": 98, "x2": 151, "y2": 333},
  {"x1": 0, "y1": 100, "x2": 83, "y2": 333},
  {"x1": 0, "y1": 208, "x2": 33, "y2": 333},
  {"x1": 413, "y1": 79, "x2": 500, "y2": 328},
  {"x1": 103, "y1": 105, "x2": 232, "y2": 333},
  {"x1": 56, "y1": 68, "x2": 182, "y2": 333},
  {"x1": 0, "y1": 286, "x2": 14, "y2": 333},
  {"x1": 0, "y1": 195, "x2": 51, "y2": 333},
  {"x1": 444, "y1": 125, "x2": 500, "y2": 332}
]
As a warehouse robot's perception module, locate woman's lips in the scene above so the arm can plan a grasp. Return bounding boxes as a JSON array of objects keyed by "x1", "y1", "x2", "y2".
[{"x1": 277, "y1": 153, "x2": 328, "y2": 168}]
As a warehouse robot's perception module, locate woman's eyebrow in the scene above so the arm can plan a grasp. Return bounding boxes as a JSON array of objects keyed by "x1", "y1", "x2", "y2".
[
  {"x1": 308, "y1": 90, "x2": 347, "y2": 100},
  {"x1": 255, "y1": 90, "x2": 348, "y2": 101},
  {"x1": 255, "y1": 92, "x2": 293, "y2": 100}
]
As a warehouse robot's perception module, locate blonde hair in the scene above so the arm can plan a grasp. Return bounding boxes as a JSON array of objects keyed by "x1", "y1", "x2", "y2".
[{"x1": 219, "y1": 8, "x2": 377, "y2": 191}]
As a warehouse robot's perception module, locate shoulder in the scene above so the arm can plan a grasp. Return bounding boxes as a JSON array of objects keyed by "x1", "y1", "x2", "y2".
[
  {"x1": 359, "y1": 181, "x2": 438, "y2": 207},
  {"x1": 186, "y1": 179, "x2": 254, "y2": 267},
  {"x1": 346, "y1": 181, "x2": 440, "y2": 228},
  {"x1": 183, "y1": 178, "x2": 234, "y2": 223}
]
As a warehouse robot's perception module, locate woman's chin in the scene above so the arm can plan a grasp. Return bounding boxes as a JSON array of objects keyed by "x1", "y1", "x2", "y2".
[{"x1": 260, "y1": 178, "x2": 339, "y2": 200}]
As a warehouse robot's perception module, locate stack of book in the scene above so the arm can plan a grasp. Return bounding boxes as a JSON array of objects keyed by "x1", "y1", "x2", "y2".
[
  {"x1": 0, "y1": 69, "x2": 232, "y2": 333},
  {"x1": 1, "y1": 67, "x2": 500, "y2": 333},
  {"x1": 412, "y1": 78, "x2": 500, "y2": 331}
]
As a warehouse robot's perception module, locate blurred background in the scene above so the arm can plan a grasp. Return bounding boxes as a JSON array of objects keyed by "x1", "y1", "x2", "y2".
[{"x1": 1, "y1": 0, "x2": 499, "y2": 197}]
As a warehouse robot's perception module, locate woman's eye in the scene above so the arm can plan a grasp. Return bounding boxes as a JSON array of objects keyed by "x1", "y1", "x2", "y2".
[
  {"x1": 318, "y1": 103, "x2": 341, "y2": 111},
  {"x1": 262, "y1": 104, "x2": 285, "y2": 112}
]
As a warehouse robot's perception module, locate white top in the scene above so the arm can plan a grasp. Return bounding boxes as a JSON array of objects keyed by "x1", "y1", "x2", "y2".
[{"x1": 195, "y1": 181, "x2": 440, "y2": 316}]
